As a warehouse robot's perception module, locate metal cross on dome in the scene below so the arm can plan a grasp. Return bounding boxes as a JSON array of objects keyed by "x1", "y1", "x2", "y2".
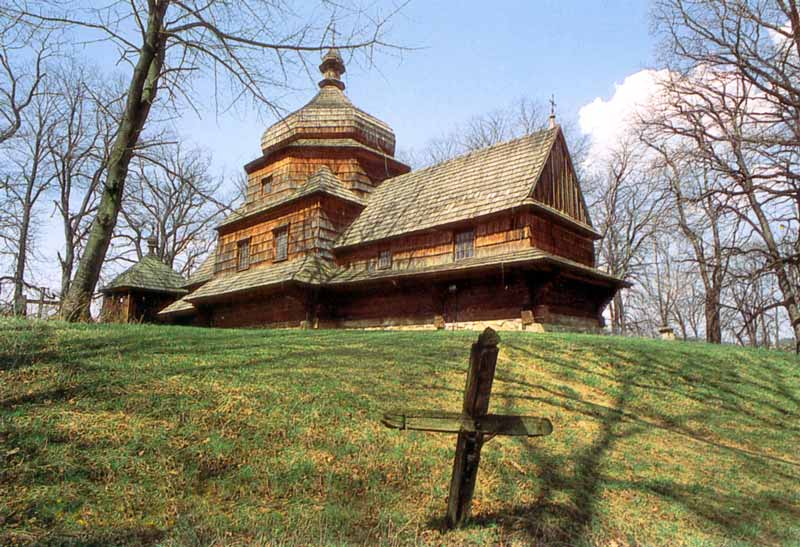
[{"x1": 382, "y1": 328, "x2": 553, "y2": 529}]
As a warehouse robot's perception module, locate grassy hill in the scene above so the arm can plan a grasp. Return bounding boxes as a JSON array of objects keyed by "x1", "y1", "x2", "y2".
[{"x1": 1, "y1": 320, "x2": 798, "y2": 547}]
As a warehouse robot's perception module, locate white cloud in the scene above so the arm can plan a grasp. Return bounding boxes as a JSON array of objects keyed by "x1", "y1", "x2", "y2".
[{"x1": 578, "y1": 69, "x2": 669, "y2": 168}]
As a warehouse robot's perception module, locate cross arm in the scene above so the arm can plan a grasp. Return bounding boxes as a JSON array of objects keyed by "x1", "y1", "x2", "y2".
[{"x1": 382, "y1": 411, "x2": 553, "y2": 437}]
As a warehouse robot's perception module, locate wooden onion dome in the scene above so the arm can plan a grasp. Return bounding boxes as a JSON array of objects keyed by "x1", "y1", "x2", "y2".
[{"x1": 260, "y1": 48, "x2": 397, "y2": 156}]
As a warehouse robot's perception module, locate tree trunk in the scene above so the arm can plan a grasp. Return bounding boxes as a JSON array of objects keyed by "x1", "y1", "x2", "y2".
[
  {"x1": 704, "y1": 289, "x2": 722, "y2": 344},
  {"x1": 60, "y1": 4, "x2": 168, "y2": 321},
  {"x1": 612, "y1": 292, "x2": 625, "y2": 334},
  {"x1": 59, "y1": 238, "x2": 73, "y2": 302},
  {"x1": 12, "y1": 207, "x2": 29, "y2": 316}
]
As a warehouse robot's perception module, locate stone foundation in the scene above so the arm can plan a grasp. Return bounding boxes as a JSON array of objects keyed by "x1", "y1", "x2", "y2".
[{"x1": 321, "y1": 312, "x2": 601, "y2": 333}]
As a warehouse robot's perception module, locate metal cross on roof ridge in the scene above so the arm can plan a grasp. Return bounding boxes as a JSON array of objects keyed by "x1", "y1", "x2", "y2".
[{"x1": 382, "y1": 327, "x2": 554, "y2": 529}]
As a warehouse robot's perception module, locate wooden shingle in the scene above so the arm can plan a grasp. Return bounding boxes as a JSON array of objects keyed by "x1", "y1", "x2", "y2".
[
  {"x1": 218, "y1": 166, "x2": 364, "y2": 229},
  {"x1": 336, "y1": 128, "x2": 559, "y2": 249},
  {"x1": 186, "y1": 254, "x2": 334, "y2": 302},
  {"x1": 101, "y1": 256, "x2": 187, "y2": 295}
]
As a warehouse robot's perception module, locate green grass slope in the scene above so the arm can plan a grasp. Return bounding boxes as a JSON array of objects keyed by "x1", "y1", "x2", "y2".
[{"x1": 1, "y1": 320, "x2": 798, "y2": 547}]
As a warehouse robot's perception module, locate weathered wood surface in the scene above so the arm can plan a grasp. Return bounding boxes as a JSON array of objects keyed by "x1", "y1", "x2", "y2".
[
  {"x1": 381, "y1": 411, "x2": 553, "y2": 437},
  {"x1": 336, "y1": 210, "x2": 596, "y2": 274},
  {"x1": 446, "y1": 327, "x2": 499, "y2": 529},
  {"x1": 381, "y1": 327, "x2": 554, "y2": 529}
]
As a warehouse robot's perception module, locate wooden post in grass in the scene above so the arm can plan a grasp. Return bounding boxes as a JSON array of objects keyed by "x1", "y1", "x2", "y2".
[{"x1": 382, "y1": 327, "x2": 553, "y2": 529}]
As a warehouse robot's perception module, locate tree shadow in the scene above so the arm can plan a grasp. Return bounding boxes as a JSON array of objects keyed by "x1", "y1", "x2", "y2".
[{"x1": 462, "y1": 339, "x2": 800, "y2": 546}]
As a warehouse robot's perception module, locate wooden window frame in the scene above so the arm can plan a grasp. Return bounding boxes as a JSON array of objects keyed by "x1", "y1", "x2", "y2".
[
  {"x1": 378, "y1": 250, "x2": 392, "y2": 270},
  {"x1": 237, "y1": 238, "x2": 251, "y2": 271},
  {"x1": 454, "y1": 229, "x2": 475, "y2": 260},
  {"x1": 273, "y1": 225, "x2": 289, "y2": 262},
  {"x1": 260, "y1": 175, "x2": 272, "y2": 196}
]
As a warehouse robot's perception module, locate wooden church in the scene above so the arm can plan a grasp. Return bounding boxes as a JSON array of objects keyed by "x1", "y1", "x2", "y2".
[{"x1": 155, "y1": 49, "x2": 625, "y2": 330}]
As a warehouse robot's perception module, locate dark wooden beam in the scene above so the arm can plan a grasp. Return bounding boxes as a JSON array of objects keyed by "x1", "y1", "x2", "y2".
[{"x1": 382, "y1": 411, "x2": 553, "y2": 436}]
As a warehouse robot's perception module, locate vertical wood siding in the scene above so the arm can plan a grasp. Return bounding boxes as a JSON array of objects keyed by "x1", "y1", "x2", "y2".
[{"x1": 532, "y1": 134, "x2": 589, "y2": 224}]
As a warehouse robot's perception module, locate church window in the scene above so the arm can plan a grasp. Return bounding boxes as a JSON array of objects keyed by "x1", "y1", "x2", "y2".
[
  {"x1": 378, "y1": 250, "x2": 392, "y2": 270},
  {"x1": 261, "y1": 176, "x2": 272, "y2": 196},
  {"x1": 274, "y1": 226, "x2": 289, "y2": 261},
  {"x1": 454, "y1": 229, "x2": 475, "y2": 260},
  {"x1": 237, "y1": 238, "x2": 251, "y2": 270}
]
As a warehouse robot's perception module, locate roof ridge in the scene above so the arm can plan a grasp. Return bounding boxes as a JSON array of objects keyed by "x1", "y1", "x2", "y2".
[{"x1": 398, "y1": 126, "x2": 558, "y2": 181}]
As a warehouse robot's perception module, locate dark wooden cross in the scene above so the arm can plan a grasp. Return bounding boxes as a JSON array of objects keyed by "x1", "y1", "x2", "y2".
[{"x1": 382, "y1": 327, "x2": 553, "y2": 528}]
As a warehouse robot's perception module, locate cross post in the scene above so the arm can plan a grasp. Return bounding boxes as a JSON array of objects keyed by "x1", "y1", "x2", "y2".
[
  {"x1": 382, "y1": 327, "x2": 553, "y2": 529},
  {"x1": 446, "y1": 327, "x2": 499, "y2": 527}
]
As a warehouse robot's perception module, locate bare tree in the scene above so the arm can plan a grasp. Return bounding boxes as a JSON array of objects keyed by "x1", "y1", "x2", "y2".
[
  {"x1": 410, "y1": 98, "x2": 550, "y2": 167},
  {"x1": 4, "y1": 0, "x2": 408, "y2": 321},
  {"x1": 590, "y1": 139, "x2": 667, "y2": 333},
  {"x1": 112, "y1": 143, "x2": 228, "y2": 276},
  {"x1": 652, "y1": 0, "x2": 800, "y2": 352},
  {"x1": 0, "y1": 93, "x2": 56, "y2": 315},
  {"x1": 638, "y1": 132, "x2": 739, "y2": 343},
  {"x1": 47, "y1": 67, "x2": 119, "y2": 300},
  {"x1": 0, "y1": 28, "x2": 47, "y2": 145}
]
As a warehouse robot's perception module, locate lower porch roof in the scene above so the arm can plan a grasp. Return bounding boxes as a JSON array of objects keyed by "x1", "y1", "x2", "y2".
[{"x1": 158, "y1": 248, "x2": 628, "y2": 318}]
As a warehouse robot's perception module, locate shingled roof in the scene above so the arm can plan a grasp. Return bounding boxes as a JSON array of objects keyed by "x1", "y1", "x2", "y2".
[
  {"x1": 186, "y1": 255, "x2": 334, "y2": 303},
  {"x1": 180, "y1": 246, "x2": 626, "y2": 305},
  {"x1": 184, "y1": 254, "x2": 216, "y2": 288},
  {"x1": 158, "y1": 295, "x2": 196, "y2": 317},
  {"x1": 218, "y1": 166, "x2": 364, "y2": 229},
  {"x1": 101, "y1": 255, "x2": 187, "y2": 295},
  {"x1": 336, "y1": 127, "x2": 559, "y2": 249}
]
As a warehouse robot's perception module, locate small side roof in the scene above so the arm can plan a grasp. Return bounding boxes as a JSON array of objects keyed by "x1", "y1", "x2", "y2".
[
  {"x1": 158, "y1": 295, "x2": 196, "y2": 317},
  {"x1": 186, "y1": 254, "x2": 334, "y2": 303},
  {"x1": 218, "y1": 166, "x2": 364, "y2": 229},
  {"x1": 184, "y1": 254, "x2": 216, "y2": 287},
  {"x1": 101, "y1": 255, "x2": 187, "y2": 295}
]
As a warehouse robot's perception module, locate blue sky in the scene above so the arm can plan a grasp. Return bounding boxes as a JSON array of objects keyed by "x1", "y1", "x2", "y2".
[
  {"x1": 178, "y1": 0, "x2": 655, "y2": 176},
  {"x1": 28, "y1": 1, "x2": 658, "y2": 287}
]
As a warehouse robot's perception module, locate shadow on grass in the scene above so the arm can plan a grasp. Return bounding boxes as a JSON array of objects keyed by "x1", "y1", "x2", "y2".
[
  {"x1": 460, "y1": 339, "x2": 800, "y2": 546},
  {"x1": 2, "y1": 323, "x2": 798, "y2": 546}
]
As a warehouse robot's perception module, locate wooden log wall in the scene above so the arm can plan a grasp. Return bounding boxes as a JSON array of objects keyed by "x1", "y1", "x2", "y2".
[
  {"x1": 440, "y1": 275, "x2": 529, "y2": 323},
  {"x1": 101, "y1": 291, "x2": 176, "y2": 323},
  {"x1": 217, "y1": 195, "x2": 362, "y2": 272},
  {"x1": 323, "y1": 283, "x2": 439, "y2": 326},
  {"x1": 321, "y1": 273, "x2": 530, "y2": 327},
  {"x1": 533, "y1": 276, "x2": 603, "y2": 321},
  {"x1": 245, "y1": 150, "x2": 396, "y2": 207},
  {"x1": 100, "y1": 293, "x2": 130, "y2": 323},
  {"x1": 335, "y1": 211, "x2": 595, "y2": 272},
  {"x1": 216, "y1": 199, "x2": 322, "y2": 275},
  {"x1": 336, "y1": 213, "x2": 531, "y2": 271},
  {"x1": 525, "y1": 212, "x2": 595, "y2": 266},
  {"x1": 209, "y1": 289, "x2": 307, "y2": 328},
  {"x1": 132, "y1": 293, "x2": 178, "y2": 323}
]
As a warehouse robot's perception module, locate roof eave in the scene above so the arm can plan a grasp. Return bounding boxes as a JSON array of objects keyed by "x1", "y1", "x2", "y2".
[
  {"x1": 101, "y1": 285, "x2": 189, "y2": 296},
  {"x1": 216, "y1": 188, "x2": 365, "y2": 231},
  {"x1": 185, "y1": 278, "x2": 318, "y2": 305},
  {"x1": 523, "y1": 200, "x2": 602, "y2": 240},
  {"x1": 243, "y1": 138, "x2": 409, "y2": 175},
  {"x1": 327, "y1": 251, "x2": 626, "y2": 288}
]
